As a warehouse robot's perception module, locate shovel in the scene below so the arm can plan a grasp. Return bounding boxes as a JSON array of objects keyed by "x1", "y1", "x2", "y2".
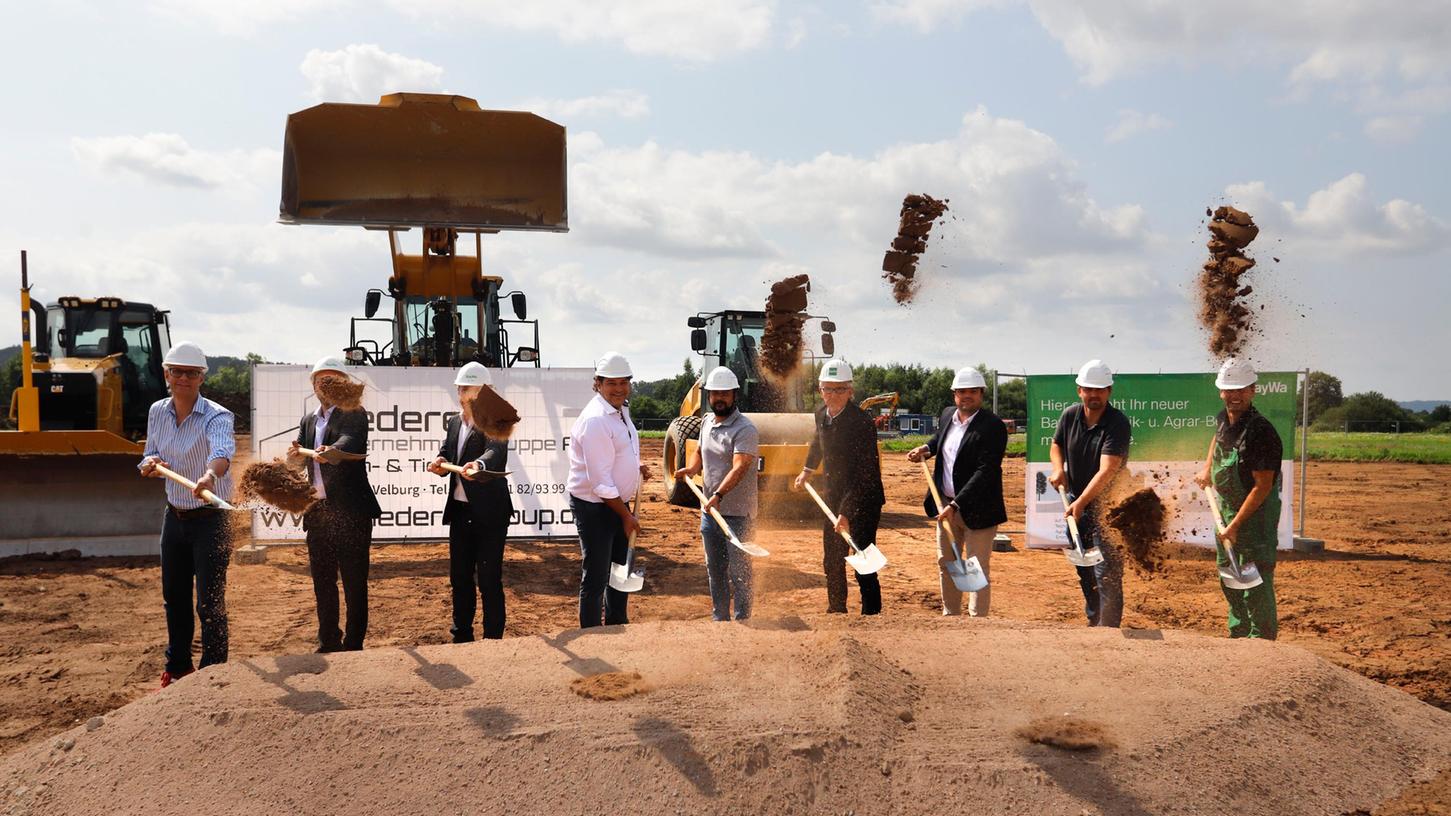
[
  {"x1": 682, "y1": 478, "x2": 770, "y2": 557},
  {"x1": 1058, "y1": 486, "x2": 1104, "y2": 568},
  {"x1": 1202, "y1": 486, "x2": 1264, "y2": 590},
  {"x1": 919, "y1": 460, "x2": 987, "y2": 592},
  {"x1": 152, "y1": 464, "x2": 235, "y2": 510},
  {"x1": 608, "y1": 492, "x2": 646, "y2": 593},
  {"x1": 297, "y1": 446, "x2": 367, "y2": 463},
  {"x1": 437, "y1": 461, "x2": 511, "y2": 481},
  {"x1": 802, "y1": 481, "x2": 887, "y2": 575}
]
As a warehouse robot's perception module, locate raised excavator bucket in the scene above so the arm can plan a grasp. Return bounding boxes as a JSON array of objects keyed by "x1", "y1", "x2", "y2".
[{"x1": 280, "y1": 93, "x2": 568, "y2": 230}]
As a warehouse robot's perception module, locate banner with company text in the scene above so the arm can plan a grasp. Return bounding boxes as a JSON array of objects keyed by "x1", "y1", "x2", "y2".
[
  {"x1": 1025, "y1": 372, "x2": 1297, "y2": 551},
  {"x1": 250, "y1": 365, "x2": 595, "y2": 541}
]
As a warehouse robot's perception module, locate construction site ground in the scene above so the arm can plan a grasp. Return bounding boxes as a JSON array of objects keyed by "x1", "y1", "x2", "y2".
[{"x1": 3, "y1": 440, "x2": 1448, "y2": 810}]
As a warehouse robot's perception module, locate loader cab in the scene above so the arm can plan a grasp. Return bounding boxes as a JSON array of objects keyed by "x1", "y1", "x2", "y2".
[
  {"x1": 687, "y1": 310, "x2": 836, "y2": 414},
  {"x1": 345, "y1": 275, "x2": 539, "y2": 369},
  {"x1": 39, "y1": 298, "x2": 171, "y2": 437}
]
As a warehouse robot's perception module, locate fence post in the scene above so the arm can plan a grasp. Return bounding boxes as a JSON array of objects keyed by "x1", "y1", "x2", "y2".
[
  {"x1": 1293, "y1": 368, "x2": 1322, "y2": 553},
  {"x1": 991, "y1": 369, "x2": 999, "y2": 415}
]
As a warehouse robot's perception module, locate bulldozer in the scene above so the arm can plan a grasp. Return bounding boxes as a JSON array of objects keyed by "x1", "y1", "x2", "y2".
[
  {"x1": 661, "y1": 308, "x2": 836, "y2": 508},
  {"x1": 280, "y1": 93, "x2": 567, "y2": 367},
  {"x1": 2, "y1": 251, "x2": 174, "y2": 549}
]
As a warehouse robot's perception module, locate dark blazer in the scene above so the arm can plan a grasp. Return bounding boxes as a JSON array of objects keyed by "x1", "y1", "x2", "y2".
[
  {"x1": 296, "y1": 407, "x2": 383, "y2": 525},
  {"x1": 804, "y1": 401, "x2": 886, "y2": 520},
  {"x1": 438, "y1": 415, "x2": 514, "y2": 525},
  {"x1": 922, "y1": 406, "x2": 1008, "y2": 529}
]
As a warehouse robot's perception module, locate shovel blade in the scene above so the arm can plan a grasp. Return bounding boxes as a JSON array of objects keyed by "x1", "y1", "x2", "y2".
[
  {"x1": 846, "y1": 544, "x2": 888, "y2": 576},
  {"x1": 608, "y1": 562, "x2": 645, "y2": 593},
  {"x1": 1062, "y1": 544, "x2": 1104, "y2": 568},
  {"x1": 946, "y1": 555, "x2": 988, "y2": 592},
  {"x1": 732, "y1": 539, "x2": 771, "y2": 557},
  {"x1": 1219, "y1": 562, "x2": 1264, "y2": 591}
]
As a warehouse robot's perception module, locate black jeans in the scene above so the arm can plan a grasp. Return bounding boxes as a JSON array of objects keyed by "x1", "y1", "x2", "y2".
[
  {"x1": 823, "y1": 505, "x2": 882, "y2": 615},
  {"x1": 571, "y1": 496, "x2": 631, "y2": 628},
  {"x1": 160, "y1": 507, "x2": 230, "y2": 674},
  {"x1": 304, "y1": 501, "x2": 373, "y2": 651},
  {"x1": 448, "y1": 500, "x2": 509, "y2": 641}
]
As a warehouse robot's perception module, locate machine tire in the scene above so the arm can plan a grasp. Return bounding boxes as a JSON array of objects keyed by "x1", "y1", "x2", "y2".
[{"x1": 662, "y1": 414, "x2": 705, "y2": 507}]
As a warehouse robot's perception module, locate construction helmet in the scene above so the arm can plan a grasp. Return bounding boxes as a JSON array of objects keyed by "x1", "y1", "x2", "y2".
[
  {"x1": 594, "y1": 351, "x2": 633, "y2": 379},
  {"x1": 311, "y1": 356, "x2": 349, "y2": 378},
  {"x1": 1075, "y1": 359, "x2": 1114, "y2": 388},
  {"x1": 163, "y1": 341, "x2": 208, "y2": 372},
  {"x1": 952, "y1": 366, "x2": 987, "y2": 390},
  {"x1": 703, "y1": 366, "x2": 740, "y2": 391},
  {"x1": 1215, "y1": 358, "x2": 1257, "y2": 390},
  {"x1": 454, "y1": 361, "x2": 493, "y2": 387},
  {"x1": 818, "y1": 359, "x2": 853, "y2": 383}
]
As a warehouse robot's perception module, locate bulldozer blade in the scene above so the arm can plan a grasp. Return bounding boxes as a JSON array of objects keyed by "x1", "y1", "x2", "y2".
[
  {"x1": 0, "y1": 451, "x2": 163, "y2": 544},
  {"x1": 280, "y1": 93, "x2": 568, "y2": 231}
]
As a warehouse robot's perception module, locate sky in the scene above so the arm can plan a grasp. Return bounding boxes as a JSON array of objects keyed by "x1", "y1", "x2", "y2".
[{"x1": 1, "y1": 0, "x2": 1447, "y2": 398}]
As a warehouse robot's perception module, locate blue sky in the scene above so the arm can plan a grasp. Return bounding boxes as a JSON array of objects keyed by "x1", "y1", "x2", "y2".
[{"x1": 1, "y1": 1, "x2": 1447, "y2": 398}]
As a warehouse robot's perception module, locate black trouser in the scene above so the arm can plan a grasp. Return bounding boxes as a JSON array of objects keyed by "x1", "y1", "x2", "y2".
[
  {"x1": 571, "y1": 496, "x2": 631, "y2": 628},
  {"x1": 303, "y1": 501, "x2": 373, "y2": 651},
  {"x1": 823, "y1": 505, "x2": 882, "y2": 615},
  {"x1": 447, "y1": 499, "x2": 510, "y2": 641},
  {"x1": 160, "y1": 506, "x2": 230, "y2": 674}
]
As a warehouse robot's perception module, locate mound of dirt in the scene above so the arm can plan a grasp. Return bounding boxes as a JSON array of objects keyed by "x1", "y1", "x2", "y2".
[
  {"x1": 881, "y1": 193, "x2": 949, "y2": 304},
  {"x1": 761, "y1": 274, "x2": 811, "y2": 382},
  {"x1": 1016, "y1": 715, "x2": 1117, "y2": 751},
  {"x1": 462, "y1": 384, "x2": 520, "y2": 440},
  {"x1": 571, "y1": 671, "x2": 650, "y2": 701},
  {"x1": 1105, "y1": 487, "x2": 1168, "y2": 573},
  {"x1": 4, "y1": 620, "x2": 1447, "y2": 816},
  {"x1": 1198, "y1": 206, "x2": 1262, "y2": 357},
  {"x1": 239, "y1": 460, "x2": 317, "y2": 515},
  {"x1": 314, "y1": 377, "x2": 365, "y2": 411}
]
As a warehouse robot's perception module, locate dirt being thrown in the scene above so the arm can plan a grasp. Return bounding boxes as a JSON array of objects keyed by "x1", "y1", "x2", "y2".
[
  {"x1": 1016, "y1": 715, "x2": 1117, "y2": 751},
  {"x1": 1106, "y1": 487, "x2": 1167, "y2": 573},
  {"x1": 881, "y1": 194, "x2": 949, "y2": 304},
  {"x1": 761, "y1": 274, "x2": 811, "y2": 382},
  {"x1": 239, "y1": 460, "x2": 317, "y2": 515},
  {"x1": 570, "y1": 671, "x2": 650, "y2": 701},
  {"x1": 462, "y1": 384, "x2": 520, "y2": 440},
  {"x1": 1197, "y1": 206, "x2": 1262, "y2": 357},
  {"x1": 315, "y1": 377, "x2": 365, "y2": 411}
]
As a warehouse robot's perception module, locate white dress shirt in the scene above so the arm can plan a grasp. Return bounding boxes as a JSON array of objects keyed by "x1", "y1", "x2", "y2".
[
  {"x1": 940, "y1": 409, "x2": 978, "y2": 498},
  {"x1": 311, "y1": 405, "x2": 334, "y2": 499},
  {"x1": 567, "y1": 393, "x2": 641, "y2": 503},
  {"x1": 453, "y1": 420, "x2": 473, "y2": 502}
]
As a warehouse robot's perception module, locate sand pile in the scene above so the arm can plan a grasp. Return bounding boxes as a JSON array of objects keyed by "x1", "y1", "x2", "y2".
[
  {"x1": 761, "y1": 274, "x2": 811, "y2": 381},
  {"x1": 881, "y1": 193, "x2": 949, "y2": 304},
  {"x1": 571, "y1": 671, "x2": 650, "y2": 701},
  {"x1": 462, "y1": 384, "x2": 520, "y2": 440},
  {"x1": 4, "y1": 619, "x2": 1447, "y2": 816},
  {"x1": 239, "y1": 461, "x2": 317, "y2": 514},
  {"x1": 1105, "y1": 487, "x2": 1168, "y2": 573},
  {"x1": 1198, "y1": 206, "x2": 1262, "y2": 357},
  {"x1": 314, "y1": 377, "x2": 365, "y2": 411}
]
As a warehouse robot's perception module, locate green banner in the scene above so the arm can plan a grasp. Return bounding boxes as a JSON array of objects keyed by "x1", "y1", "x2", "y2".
[{"x1": 1027, "y1": 372, "x2": 1298, "y2": 463}]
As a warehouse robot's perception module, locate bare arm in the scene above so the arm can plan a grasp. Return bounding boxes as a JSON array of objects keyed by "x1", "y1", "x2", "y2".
[{"x1": 1067, "y1": 453, "x2": 1124, "y2": 520}]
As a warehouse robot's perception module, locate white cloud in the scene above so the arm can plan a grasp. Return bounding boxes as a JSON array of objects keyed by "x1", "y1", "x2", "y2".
[
  {"x1": 1104, "y1": 109, "x2": 1172, "y2": 143},
  {"x1": 1363, "y1": 116, "x2": 1423, "y2": 144},
  {"x1": 147, "y1": 0, "x2": 344, "y2": 36},
  {"x1": 868, "y1": 0, "x2": 1005, "y2": 31},
  {"x1": 522, "y1": 90, "x2": 650, "y2": 121},
  {"x1": 300, "y1": 44, "x2": 445, "y2": 103},
  {"x1": 1225, "y1": 174, "x2": 1449, "y2": 257},
  {"x1": 70, "y1": 134, "x2": 279, "y2": 192}
]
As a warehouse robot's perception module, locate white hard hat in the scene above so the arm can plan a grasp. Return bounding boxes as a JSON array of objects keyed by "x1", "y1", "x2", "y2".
[
  {"x1": 818, "y1": 359, "x2": 853, "y2": 383},
  {"x1": 703, "y1": 366, "x2": 740, "y2": 391},
  {"x1": 311, "y1": 356, "x2": 348, "y2": 378},
  {"x1": 454, "y1": 361, "x2": 493, "y2": 387},
  {"x1": 1075, "y1": 359, "x2": 1114, "y2": 388},
  {"x1": 163, "y1": 341, "x2": 208, "y2": 372},
  {"x1": 951, "y1": 366, "x2": 986, "y2": 390},
  {"x1": 594, "y1": 351, "x2": 633, "y2": 379},
  {"x1": 1215, "y1": 358, "x2": 1257, "y2": 390}
]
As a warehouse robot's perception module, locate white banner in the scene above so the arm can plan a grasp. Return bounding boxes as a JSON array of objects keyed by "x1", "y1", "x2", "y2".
[{"x1": 250, "y1": 364, "x2": 595, "y2": 541}]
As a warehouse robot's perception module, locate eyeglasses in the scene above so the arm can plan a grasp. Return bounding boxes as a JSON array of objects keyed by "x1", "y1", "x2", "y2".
[
  {"x1": 820, "y1": 386, "x2": 852, "y2": 395},
  {"x1": 166, "y1": 368, "x2": 204, "y2": 380}
]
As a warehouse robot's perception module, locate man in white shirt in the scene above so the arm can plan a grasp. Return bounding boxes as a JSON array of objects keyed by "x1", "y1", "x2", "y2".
[{"x1": 567, "y1": 352, "x2": 650, "y2": 628}]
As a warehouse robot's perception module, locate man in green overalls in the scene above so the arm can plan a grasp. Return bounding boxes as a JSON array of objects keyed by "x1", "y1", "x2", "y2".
[{"x1": 1195, "y1": 358, "x2": 1283, "y2": 639}]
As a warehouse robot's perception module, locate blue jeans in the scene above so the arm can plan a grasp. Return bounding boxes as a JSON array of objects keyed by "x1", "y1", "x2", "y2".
[
  {"x1": 570, "y1": 496, "x2": 630, "y2": 628},
  {"x1": 160, "y1": 507, "x2": 230, "y2": 674},
  {"x1": 1072, "y1": 506, "x2": 1123, "y2": 627},
  {"x1": 701, "y1": 514, "x2": 754, "y2": 621}
]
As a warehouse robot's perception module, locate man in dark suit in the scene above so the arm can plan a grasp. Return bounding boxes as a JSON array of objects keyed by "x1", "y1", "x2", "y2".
[
  {"x1": 428, "y1": 362, "x2": 514, "y2": 641},
  {"x1": 793, "y1": 359, "x2": 886, "y2": 615},
  {"x1": 289, "y1": 357, "x2": 381, "y2": 653},
  {"x1": 907, "y1": 366, "x2": 1008, "y2": 616}
]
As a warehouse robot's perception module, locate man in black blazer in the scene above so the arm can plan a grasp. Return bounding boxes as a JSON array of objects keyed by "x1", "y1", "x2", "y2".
[
  {"x1": 428, "y1": 363, "x2": 514, "y2": 641},
  {"x1": 793, "y1": 360, "x2": 886, "y2": 615},
  {"x1": 289, "y1": 357, "x2": 382, "y2": 652},
  {"x1": 908, "y1": 366, "x2": 1008, "y2": 616}
]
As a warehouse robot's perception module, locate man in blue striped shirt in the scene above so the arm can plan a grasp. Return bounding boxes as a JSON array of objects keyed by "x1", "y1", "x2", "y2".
[{"x1": 137, "y1": 341, "x2": 236, "y2": 689}]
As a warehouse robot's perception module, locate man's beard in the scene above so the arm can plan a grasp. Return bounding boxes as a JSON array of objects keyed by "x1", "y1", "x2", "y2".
[{"x1": 711, "y1": 401, "x2": 733, "y2": 417}]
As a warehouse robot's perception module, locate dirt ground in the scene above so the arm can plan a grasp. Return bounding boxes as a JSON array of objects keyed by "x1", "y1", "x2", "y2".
[{"x1": 3, "y1": 441, "x2": 1449, "y2": 806}]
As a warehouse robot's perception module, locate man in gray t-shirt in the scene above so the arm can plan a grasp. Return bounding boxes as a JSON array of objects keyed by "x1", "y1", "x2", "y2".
[{"x1": 672, "y1": 366, "x2": 759, "y2": 621}]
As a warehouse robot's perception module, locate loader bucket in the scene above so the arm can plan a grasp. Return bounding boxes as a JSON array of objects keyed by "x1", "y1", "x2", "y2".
[{"x1": 280, "y1": 93, "x2": 568, "y2": 231}]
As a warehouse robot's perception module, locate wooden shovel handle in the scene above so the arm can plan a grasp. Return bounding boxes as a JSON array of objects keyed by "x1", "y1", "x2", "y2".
[
  {"x1": 683, "y1": 477, "x2": 743, "y2": 544},
  {"x1": 1057, "y1": 486, "x2": 1085, "y2": 548},
  {"x1": 802, "y1": 481, "x2": 859, "y2": 550},
  {"x1": 153, "y1": 463, "x2": 228, "y2": 508},
  {"x1": 920, "y1": 459, "x2": 965, "y2": 559},
  {"x1": 1202, "y1": 485, "x2": 1246, "y2": 567},
  {"x1": 438, "y1": 461, "x2": 467, "y2": 476}
]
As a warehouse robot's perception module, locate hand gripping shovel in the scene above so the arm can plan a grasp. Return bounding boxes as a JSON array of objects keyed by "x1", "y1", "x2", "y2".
[
  {"x1": 608, "y1": 493, "x2": 646, "y2": 593},
  {"x1": 919, "y1": 460, "x2": 987, "y2": 592},
  {"x1": 1058, "y1": 486, "x2": 1104, "y2": 568},
  {"x1": 683, "y1": 478, "x2": 769, "y2": 557},
  {"x1": 153, "y1": 464, "x2": 235, "y2": 510},
  {"x1": 297, "y1": 446, "x2": 367, "y2": 464},
  {"x1": 437, "y1": 461, "x2": 511, "y2": 481},
  {"x1": 803, "y1": 481, "x2": 887, "y2": 575},
  {"x1": 1202, "y1": 486, "x2": 1264, "y2": 591}
]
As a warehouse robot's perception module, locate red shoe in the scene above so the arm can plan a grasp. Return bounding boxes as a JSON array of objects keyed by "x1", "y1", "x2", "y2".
[{"x1": 159, "y1": 669, "x2": 193, "y2": 689}]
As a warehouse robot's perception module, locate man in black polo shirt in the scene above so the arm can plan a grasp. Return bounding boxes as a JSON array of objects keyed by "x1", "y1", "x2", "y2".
[{"x1": 1049, "y1": 359, "x2": 1131, "y2": 627}]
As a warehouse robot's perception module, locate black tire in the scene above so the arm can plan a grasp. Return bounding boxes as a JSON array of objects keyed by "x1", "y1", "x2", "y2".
[{"x1": 662, "y1": 414, "x2": 704, "y2": 507}]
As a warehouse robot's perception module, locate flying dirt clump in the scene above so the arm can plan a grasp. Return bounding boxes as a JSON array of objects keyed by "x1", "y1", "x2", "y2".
[
  {"x1": 761, "y1": 274, "x2": 811, "y2": 382},
  {"x1": 1016, "y1": 715, "x2": 1117, "y2": 751},
  {"x1": 462, "y1": 385, "x2": 520, "y2": 440},
  {"x1": 881, "y1": 194, "x2": 949, "y2": 304},
  {"x1": 1198, "y1": 206, "x2": 1261, "y2": 357},
  {"x1": 1105, "y1": 487, "x2": 1168, "y2": 573},
  {"x1": 314, "y1": 377, "x2": 365, "y2": 411},
  {"x1": 239, "y1": 461, "x2": 317, "y2": 515},
  {"x1": 570, "y1": 671, "x2": 650, "y2": 701}
]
